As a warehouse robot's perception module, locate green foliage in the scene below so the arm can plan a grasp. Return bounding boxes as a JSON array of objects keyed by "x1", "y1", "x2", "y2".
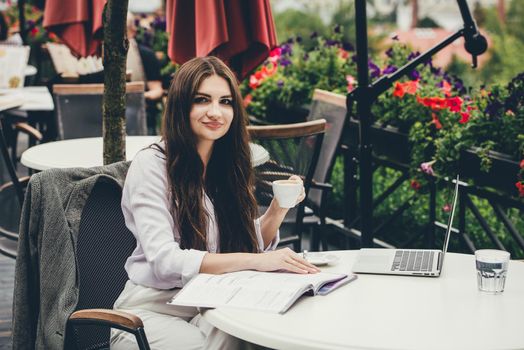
[{"x1": 273, "y1": 8, "x2": 327, "y2": 50}]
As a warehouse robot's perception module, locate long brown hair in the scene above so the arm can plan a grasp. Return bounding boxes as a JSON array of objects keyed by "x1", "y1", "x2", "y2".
[{"x1": 161, "y1": 56, "x2": 259, "y2": 253}]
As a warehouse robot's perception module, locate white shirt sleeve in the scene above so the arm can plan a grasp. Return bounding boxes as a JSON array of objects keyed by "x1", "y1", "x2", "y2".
[
  {"x1": 254, "y1": 218, "x2": 279, "y2": 252},
  {"x1": 122, "y1": 149, "x2": 206, "y2": 287}
]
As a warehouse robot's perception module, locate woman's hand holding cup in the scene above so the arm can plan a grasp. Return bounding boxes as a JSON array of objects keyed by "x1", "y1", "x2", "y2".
[{"x1": 272, "y1": 175, "x2": 305, "y2": 209}]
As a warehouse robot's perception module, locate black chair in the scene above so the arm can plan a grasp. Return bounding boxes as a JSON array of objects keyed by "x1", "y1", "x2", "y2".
[
  {"x1": 249, "y1": 119, "x2": 326, "y2": 251},
  {"x1": 0, "y1": 119, "x2": 41, "y2": 258},
  {"x1": 52, "y1": 82, "x2": 147, "y2": 139},
  {"x1": 64, "y1": 179, "x2": 150, "y2": 350}
]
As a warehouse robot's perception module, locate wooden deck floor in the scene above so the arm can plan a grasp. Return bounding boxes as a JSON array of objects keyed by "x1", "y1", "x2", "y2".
[{"x1": 0, "y1": 254, "x2": 15, "y2": 349}]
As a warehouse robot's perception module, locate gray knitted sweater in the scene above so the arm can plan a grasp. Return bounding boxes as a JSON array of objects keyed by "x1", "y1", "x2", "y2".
[{"x1": 12, "y1": 161, "x2": 130, "y2": 349}]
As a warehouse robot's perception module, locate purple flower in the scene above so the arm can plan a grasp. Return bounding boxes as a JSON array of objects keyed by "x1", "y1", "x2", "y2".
[
  {"x1": 368, "y1": 59, "x2": 381, "y2": 79},
  {"x1": 280, "y1": 58, "x2": 292, "y2": 67},
  {"x1": 409, "y1": 70, "x2": 420, "y2": 80},
  {"x1": 27, "y1": 19, "x2": 35, "y2": 28},
  {"x1": 420, "y1": 161, "x2": 435, "y2": 176},
  {"x1": 310, "y1": 31, "x2": 318, "y2": 39},
  {"x1": 351, "y1": 55, "x2": 358, "y2": 63},
  {"x1": 296, "y1": 35, "x2": 303, "y2": 43},
  {"x1": 342, "y1": 42, "x2": 354, "y2": 51},
  {"x1": 485, "y1": 100, "x2": 503, "y2": 117},
  {"x1": 334, "y1": 24, "x2": 341, "y2": 33},
  {"x1": 280, "y1": 44, "x2": 292, "y2": 56},
  {"x1": 382, "y1": 65, "x2": 397, "y2": 74},
  {"x1": 152, "y1": 17, "x2": 166, "y2": 31},
  {"x1": 277, "y1": 80, "x2": 284, "y2": 88},
  {"x1": 303, "y1": 53, "x2": 309, "y2": 61},
  {"x1": 134, "y1": 18, "x2": 140, "y2": 27},
  {"x1": 385, "y1": 47, "x2": 394, "y2": 58},
  {"x1": 431, "y1": 66, "x2": 443, "y2": 76},
  {"x1": 392, "y1": 34, "x2": 399, "y2": 41},
  {"x1": 287, "y1": 37, "x2": 294, "y2": 44},
  {"x1": 325, "y1": 39, "x2": 339, "y2": 47},
  {"x1": 453, "y1": 78, "x2": 465, "y2": 92},
  {"x1": 407, "y1": 51, "x2": 421, "y2": 61}
]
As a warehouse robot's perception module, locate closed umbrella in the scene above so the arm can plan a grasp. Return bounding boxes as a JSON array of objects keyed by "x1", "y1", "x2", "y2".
[
  {"x1": 166, "y1": 0, "x2": 278, "y2": 80},
  {"x1": 43, "y1": 0, "x2": 106, "y2": 57}
]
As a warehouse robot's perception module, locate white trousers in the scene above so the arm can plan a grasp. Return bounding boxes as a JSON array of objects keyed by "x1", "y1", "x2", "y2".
[{"x1": 110, "y1": 280, "x2": 269, "y2": 350}]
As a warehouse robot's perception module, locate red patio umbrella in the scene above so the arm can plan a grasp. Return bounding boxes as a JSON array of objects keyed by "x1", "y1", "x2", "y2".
[
  {"x1": 43, "y1": 0, "x2": 106, "y2": 57},
  {"x1": 166, "y1": 0, "x2": 278, "y2": 80}
]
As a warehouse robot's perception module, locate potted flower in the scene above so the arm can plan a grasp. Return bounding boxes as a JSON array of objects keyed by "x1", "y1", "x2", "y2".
[{"x1": 241, "y1": 27, "x2": 357, "y2": 124}]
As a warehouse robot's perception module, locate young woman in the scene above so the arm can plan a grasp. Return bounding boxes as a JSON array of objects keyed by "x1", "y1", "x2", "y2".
[{"x1": 111, "y1": 56, "x2": 319, "y2": 350}]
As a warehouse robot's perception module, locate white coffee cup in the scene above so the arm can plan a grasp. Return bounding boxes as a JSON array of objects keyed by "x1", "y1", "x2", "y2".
[{"x1": 272, "y1": 180, "x2": 302, "y2": 208}]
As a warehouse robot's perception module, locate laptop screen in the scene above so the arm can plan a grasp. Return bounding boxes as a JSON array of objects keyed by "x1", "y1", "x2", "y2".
[{"x1": 438, "y1": 175, "x2": 460, "y2": 270}]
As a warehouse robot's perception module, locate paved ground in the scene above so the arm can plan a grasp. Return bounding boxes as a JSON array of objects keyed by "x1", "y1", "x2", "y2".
[{"x1": 0, "y1": 255, "x2": 15, "y2": 349}]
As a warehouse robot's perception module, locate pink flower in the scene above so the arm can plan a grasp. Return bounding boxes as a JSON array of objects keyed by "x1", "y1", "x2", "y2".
[
  {"x1": 442, "y1": 203, "x2": 452, "y2": 212},
  {"x1": 520, "y1": 159, "x2": 524, "y2": 169},
  {"x1": 506, "y1": 109, "x2": 515, "y2": 116},
  {"x1": 346, "y1": 75, "x2": 356, "y2": 93},
  {"x1": 420, "y1": 161, "x2": 435, "y2": 176},
  {"x1": 268, "y1": 48, "x2": 281, "y2": 63}
]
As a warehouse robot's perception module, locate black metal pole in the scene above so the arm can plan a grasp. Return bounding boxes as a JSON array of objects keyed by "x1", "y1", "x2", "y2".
[
  {"x1": 18, "y1": 0, "x2": 27, "y2": 44},
  {"x1": 353, "y1": 0, "x2": 374, "y2": 248}
]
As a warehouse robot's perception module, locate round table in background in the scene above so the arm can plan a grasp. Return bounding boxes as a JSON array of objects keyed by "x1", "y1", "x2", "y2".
[{"x1": 21, "y1": 136, "x2": 269, "y2": 170}]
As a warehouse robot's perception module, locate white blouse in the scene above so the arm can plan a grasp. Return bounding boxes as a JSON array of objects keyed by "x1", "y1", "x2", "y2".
[{"x1": 121, "y1": 146, "x2": 279, "y2": 290}]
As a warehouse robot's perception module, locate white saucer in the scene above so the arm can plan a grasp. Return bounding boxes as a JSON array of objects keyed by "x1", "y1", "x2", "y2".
[{"x1": 306, "y1": 253, "x2": 340, "y2": 266}]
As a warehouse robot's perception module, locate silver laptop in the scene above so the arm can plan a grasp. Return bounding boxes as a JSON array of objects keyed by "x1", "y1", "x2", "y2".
[{"x1": 352, "y1": 176, "x2": 459, "y2": 277}]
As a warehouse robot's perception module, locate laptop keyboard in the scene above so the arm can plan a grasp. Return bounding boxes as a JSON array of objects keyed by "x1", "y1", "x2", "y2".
[{"x1": 391, "y1": 250, "x2": 435, "y2": 272}]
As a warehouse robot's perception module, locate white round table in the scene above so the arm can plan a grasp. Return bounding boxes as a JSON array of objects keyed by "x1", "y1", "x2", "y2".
[
  {"x1": 21, "y1": 136, "x2": 269, "y2": 170},
  {"x1": 204, "y1": 251, "x2": 524, "y2": 350}
]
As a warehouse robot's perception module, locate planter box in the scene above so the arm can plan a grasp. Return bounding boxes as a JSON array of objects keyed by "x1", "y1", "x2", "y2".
[
  {"x1": 460, "y1": 148, "x2": 520, "y2": 195},
  {"x1": 346, "y1": 118, "x2": 411, "y2": 165}
]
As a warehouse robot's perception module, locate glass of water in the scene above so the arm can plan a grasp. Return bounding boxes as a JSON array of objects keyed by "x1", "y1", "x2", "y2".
[{"x1": 475, "y1": 249, "x2": 510, "y2": 294}]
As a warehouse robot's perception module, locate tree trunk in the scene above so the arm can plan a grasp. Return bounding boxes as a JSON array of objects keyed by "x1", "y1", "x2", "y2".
[
  {"x1": 410, "y1": 0, "x2": 418, "y2": 29},
  {"x1": 497, "y1": 0, "x2": 506, "y2": 24},
  {"x1": 102, "y1": 0, "x2": 129, "y2": 165}
]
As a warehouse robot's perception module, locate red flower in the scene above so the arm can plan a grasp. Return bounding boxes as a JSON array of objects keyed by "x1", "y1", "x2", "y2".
[
  {"x1": 446, "y1": 96, "x2": 463, "y2": 113},
  {"x1": 516, "y1": 182, "x2": 524, "y2": 197},
  {"x1": 338, "y1": 48, "x2": 349, "y2": 60},
  {"x1": 393, "y1": 81, "x2": 419, "y2": 98},
  {"x1": 417, "y1": 96, "x2": 446, "y2": 111},
  {"x1": 243, "y1": 94, "x2": 252, "y2": 108},
  {"x1": 459, "y1": 111, "x2": 470, "y2": 124},
  {"x1": 268, "y1": 47, "x2": 281, "y2": 63},
  {"x1": 30, "y1": 27, "x2": 39, "y2": 37},
  {"x1": 393, "y1": 82, "x2": 405, "y2": 98},
  {"x1": 431, "y1": 113, "x2": 442, "y2": 129},
  {"x1": 520, "y1": 159, "x2": 524, "y2": 169},
  {"x1": 441, "y1": 80, "x2": 452, "y2": 97},
  {"x1": 410, "y1": 179, "x2": 421, "y2": 191},
  {"x1": 404, "y1": 80, "x2": 419, "y2": 95}
]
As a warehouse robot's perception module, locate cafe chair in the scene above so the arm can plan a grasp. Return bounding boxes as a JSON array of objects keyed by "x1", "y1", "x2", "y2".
[
  {"x1": 65, "y1": 179, "x2": 150, "y2": 350},
  {"x1": 303, "y1": 89, "x2": 347, "y2": 251},
  {"x1": 52, "y1": 82, "x2": 147, "y2": 140},
  {"x1": 0, "y1": 120, "x2": 41, "y2": 258},
  {"x1": 248, "y1": 119, "x2": 326, "y2": 251}
]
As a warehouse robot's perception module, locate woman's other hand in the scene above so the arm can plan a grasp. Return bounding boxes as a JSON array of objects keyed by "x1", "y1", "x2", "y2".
[{"x1": 253, "y1": 247, "x2": 320, "y2": 274}]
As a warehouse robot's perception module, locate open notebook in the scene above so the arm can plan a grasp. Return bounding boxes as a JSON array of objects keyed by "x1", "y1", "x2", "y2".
[{"x1": 168, "y1": 270, "x2": 357, "y2": 314}]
